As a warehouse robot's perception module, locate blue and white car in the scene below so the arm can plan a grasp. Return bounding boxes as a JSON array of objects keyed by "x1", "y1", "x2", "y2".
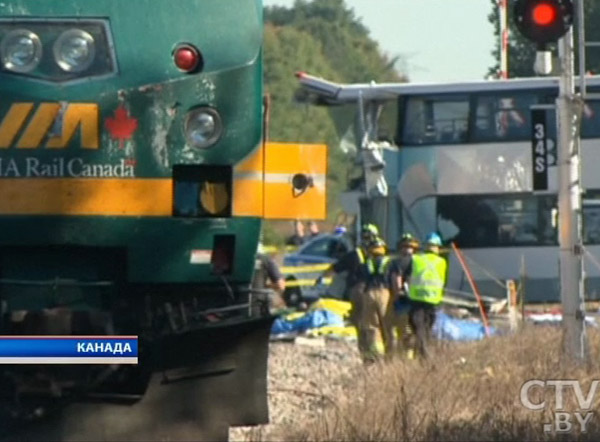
[{"x1": 282, "y1": 233, "x2": 354, "y2": 306}]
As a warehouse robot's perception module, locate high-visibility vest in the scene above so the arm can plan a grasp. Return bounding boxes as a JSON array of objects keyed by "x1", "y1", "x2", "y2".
[
  {"x1": 408, "y1": 253, "x2": 447, "y2": 305},
  {"x1": 355, "y1": 247, "x2": 366, "y2": 264},
  {"x1": 366, "y1": 256, "x2": 390, "y2": 275},
  {"x1": 364, "y1": 256, "x2": 391, "y2": 287}
]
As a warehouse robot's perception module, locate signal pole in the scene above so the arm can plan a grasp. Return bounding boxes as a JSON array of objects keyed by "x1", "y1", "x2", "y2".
[
  {"x1": 556, "y1": 22, "x2": 588, "y2": 363},
  {"x1": 513, "y1": 0, "x2": 587, "y2": 362}
]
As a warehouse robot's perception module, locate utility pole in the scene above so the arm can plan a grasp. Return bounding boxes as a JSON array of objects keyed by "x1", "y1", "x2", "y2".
[
  {"x1": 499, "y1": 0, "x2": 509, "y2": 79},
  {"x1": 514, "y1": 0, "x2": 587, "y2": 362},
  {"x1": 556, "y1": 8, "x2": 588, "y2": 363}
]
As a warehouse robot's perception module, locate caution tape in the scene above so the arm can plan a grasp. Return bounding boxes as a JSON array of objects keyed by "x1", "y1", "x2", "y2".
[
  {"x1": 285, "y1": 277, "x2": 332, "y2": 287},
  {"x1": 262, "y1": 245, "x2": 299, "y2": 254},
  {"x1": 280, "y1": 263, "x2": 331, "y2": 274}
]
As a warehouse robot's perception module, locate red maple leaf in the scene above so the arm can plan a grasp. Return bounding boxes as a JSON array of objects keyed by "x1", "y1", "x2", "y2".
[{"x1": 105, "y1": 105, "x2": 138, "y2": 148}]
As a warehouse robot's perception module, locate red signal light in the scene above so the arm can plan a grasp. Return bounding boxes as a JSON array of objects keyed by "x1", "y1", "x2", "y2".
[
  {"x1": 173, "y1": 44, "x2": 202, "y2": 73},
  {"x1": 513, "y1": 0, "x2": 573, "y2": 47},
  {"x1": 532, "y1": 3, "x2": 556, "y2": 26}
]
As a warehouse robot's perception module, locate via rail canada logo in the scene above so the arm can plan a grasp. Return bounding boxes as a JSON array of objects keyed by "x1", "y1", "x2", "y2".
[
  {"x1": 520, "y1": 379, "x2": 599, "y2": 434},
  {"x1": 0, "y1": 102, "x2": 138, "y2": 178},
  {"x1": 0, "y1": 102, "x2": 137, "y2": 149}
]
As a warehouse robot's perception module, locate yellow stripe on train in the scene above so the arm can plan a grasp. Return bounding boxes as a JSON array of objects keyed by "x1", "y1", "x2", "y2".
[{"x1": 0, "y1": 178, "x2": 170, "y2": 216}]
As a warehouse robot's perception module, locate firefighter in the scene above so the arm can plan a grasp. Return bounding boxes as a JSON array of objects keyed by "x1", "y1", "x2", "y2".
[
  {"x1": 315, "y1": 223, "x2": 381, "y2": 353},
  {"x1": 404, "y1": 232, "x2": 447, "y2": 359},
  {"x1": 316, "y1": 223, "x2": 381, "y2": 298},
  {"x1": 359, "y1": 238, "x2": 394, "y2": 364},
  {"x1": 388, "y1": 233, "x2": 419, "y2": 359}
]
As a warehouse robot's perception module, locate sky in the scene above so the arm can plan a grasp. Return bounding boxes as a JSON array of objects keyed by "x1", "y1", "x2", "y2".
[{"x1": 262, "y1": 0, "x2": 498, "y2": 83}]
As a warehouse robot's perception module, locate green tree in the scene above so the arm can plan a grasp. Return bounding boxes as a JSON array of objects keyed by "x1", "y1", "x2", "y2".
[
  {"x1": 264, "y1": 24, "x2": 343, "y2": 214},
  {"x1": 264, "y1": 0, "x2": 406, "y2": 223}
]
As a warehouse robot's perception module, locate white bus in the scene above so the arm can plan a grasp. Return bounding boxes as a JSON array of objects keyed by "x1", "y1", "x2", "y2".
[{"x1": 296, "y1": 73, "x2": 600, "y2": 303}]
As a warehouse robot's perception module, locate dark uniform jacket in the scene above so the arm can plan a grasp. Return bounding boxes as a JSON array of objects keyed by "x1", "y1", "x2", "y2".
[{"x1": 332, "y1": 247, "x2": 367, "y2": 288}]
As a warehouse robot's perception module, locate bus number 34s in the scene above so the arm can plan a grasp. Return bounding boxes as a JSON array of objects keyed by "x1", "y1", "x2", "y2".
[{"x1": 534, "y1": 123, "x2": 546, "y2": 173}]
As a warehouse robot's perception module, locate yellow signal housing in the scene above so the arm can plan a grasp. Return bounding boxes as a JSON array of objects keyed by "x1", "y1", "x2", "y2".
[{"x1": 233, "y1": 142, "x2": 327, "y2": 220}]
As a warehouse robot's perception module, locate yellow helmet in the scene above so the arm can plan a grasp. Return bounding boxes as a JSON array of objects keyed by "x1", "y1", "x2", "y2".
[
  {"x1": 361, "y1": 223, "x2": 380, "y2": 243},
  {"x1": 368, "y1": 238, "x2": 386, "y2": 256},
  {"x1": 399, "y1": 233, "x2": 419, "y2": 249},
  {"x1": 362, "y1": 223, "x2": 379, "y2": 236}
]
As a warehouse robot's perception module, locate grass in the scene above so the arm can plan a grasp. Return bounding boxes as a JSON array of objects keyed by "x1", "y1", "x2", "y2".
[{"x1": 279, "y1": 325, "x2": 600, "y2": 442}]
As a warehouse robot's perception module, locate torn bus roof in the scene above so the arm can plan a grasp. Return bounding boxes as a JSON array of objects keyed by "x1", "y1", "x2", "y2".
[{"x1": 294, "y1": 71, "x2": 600, "y2": 106}]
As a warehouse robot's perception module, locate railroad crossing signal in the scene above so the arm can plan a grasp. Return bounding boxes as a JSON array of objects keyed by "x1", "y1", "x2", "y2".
[{"x1": 513, "y1": 0, "x2": 574, "y2": 49}]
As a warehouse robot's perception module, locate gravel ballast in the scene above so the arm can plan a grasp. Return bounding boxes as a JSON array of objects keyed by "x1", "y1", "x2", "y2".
[{"x1": 229, "y1": 337, "x2": 363, "y2": 441}]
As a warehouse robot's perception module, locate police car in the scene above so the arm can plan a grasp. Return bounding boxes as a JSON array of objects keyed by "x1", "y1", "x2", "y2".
[{"x1": 282, "y1": 232, "x2": 353, "y2": 306}]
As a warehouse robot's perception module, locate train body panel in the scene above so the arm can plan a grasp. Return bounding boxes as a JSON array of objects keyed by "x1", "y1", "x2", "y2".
[
  {"x1": 0, "y1": 0, "x2": 328, "y2": 435},
  {"x1": 0, "y1": 0, "x2": 263, "y2": 91},
  {"x1": 0, "y1": 0, "x2": 327, "y2": 439},
  {"x1": 0, "y1": 217, "x2": 260, "y2": 286},
  {"x1": 0, "y1": 60, "x2": 263, "y2": 171},
  {"x1": 2, "y1": 316, "x2": 273, "y2": 441}
]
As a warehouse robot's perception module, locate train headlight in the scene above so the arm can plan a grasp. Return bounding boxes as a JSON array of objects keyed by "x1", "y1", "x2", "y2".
[
  {"x1": 53, "y1": 29, "x2": 95, "y2": 73},
  {"x1": 184, "y1": 107, "x2": 222, "y2": 149},
  {"x1": 1, "y1": 29, "x2": 42, "y2": 73}
]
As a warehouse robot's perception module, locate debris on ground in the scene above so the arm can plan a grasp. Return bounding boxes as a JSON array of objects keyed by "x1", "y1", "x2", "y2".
[{"x1": 230, "y1": 298, "x2": 501, "y2": 441}]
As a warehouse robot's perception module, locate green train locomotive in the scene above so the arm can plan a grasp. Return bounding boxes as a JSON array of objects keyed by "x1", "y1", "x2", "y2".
[{"x1": 0, "y1": 0, "x2": 326, "y2": 440}]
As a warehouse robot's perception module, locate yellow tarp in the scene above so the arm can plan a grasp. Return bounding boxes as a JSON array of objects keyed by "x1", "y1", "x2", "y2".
[
  {"x1": 280, "y1": 298, "x2": 389, "y2": 352},
  {"x1": 283, "y1": 311, "x2": 307, "y2": 321},
  {"x1": 308, "y1": 298, "x2": 353, "y2": 318},
  {"x1": 306, "y1": 325, "x2": 358, "y2": 338}
]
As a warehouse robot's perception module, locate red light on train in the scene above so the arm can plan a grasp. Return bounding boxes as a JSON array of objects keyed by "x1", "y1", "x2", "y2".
[
  {"x1": 173, "y1": 44, "x2": 202, "y2": 73},
  {"x1": 532, "y1": 3, "x2": 556, "y2": 26}
]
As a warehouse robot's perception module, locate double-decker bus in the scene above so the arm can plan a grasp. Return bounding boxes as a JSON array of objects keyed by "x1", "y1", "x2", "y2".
[{"x1": 296, "y1": 72, "x2": 600, "y2": 303}]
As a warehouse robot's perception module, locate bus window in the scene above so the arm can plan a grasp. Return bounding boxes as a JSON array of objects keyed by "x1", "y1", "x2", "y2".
[
  {"x1": 474, "y1": 93, "x2": 538, "y2": 141},
  {"x1": 437, "y1": 195, "x2": 557, "y2": 248},
  {"x1": 581, "y1": 101, "x2": 600, "y2": 138},
  {"x1": 402, "y1": 95, "x2": 469, "y2": 145},
  {"x1": 377, "y1": 101, "x2": 399, "y2": 144},
  {"x1": 583, "y1": 191, "x2": 600, "y2": 244}
]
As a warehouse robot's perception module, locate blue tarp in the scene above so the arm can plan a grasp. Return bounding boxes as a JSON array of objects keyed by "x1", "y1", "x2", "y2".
[
  {"x1": 432, "y1": 311, "x2": 497, "y2": 341},
  {"x1": 271, "y1": 306, "x2": 497, "y2": 341},
  {"x1": 271, "y1": 309, "x2": 345, "y2": 335}
]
